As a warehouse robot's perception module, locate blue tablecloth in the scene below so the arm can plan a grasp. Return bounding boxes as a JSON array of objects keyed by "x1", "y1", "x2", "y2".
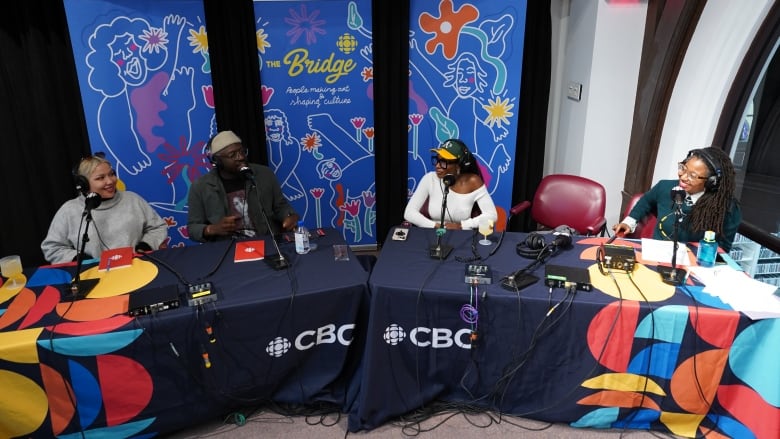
[
  {"x1": 349, "y1": 228, "x2": 780, "y2": 439},
  {"x1": 0, "y1": 229, "x2": 369, "y2": 438}
]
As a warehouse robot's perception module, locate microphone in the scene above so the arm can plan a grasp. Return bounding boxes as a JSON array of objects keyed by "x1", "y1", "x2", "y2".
[
  {"x1": 442, "y1": 174, "x2": 456, "y2": 187},
  {"x1": 671, "y1": 186, "x2": 685, "y2": 204},
  {"x1": 84, "y1": 192, "x2": 101, "y2": 211},
  {"x1": 429, "y1": 174, "x2": 455, "y2": 259},
  {"x1": 659, "y1": 187, "x2": 687, "y2": 285},
  {"x1": 244, "y1": 170, "x2": 289, "y2": 270},
  {"x1": 239, "y1": 166, "x2": 256, "y2": 186}
]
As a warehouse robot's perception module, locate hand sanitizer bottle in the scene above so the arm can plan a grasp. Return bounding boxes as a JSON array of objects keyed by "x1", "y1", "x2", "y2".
[{"x1": 294, "y1": 221, "x2": 310, "y2": 254}]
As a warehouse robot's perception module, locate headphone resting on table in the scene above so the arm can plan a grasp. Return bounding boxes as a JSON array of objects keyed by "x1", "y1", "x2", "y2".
[
  {"x1": 516, "y1": 232, "x2": 547, "y2": 259},
  {"x1": 686, "y1": 148, "x2": 722, "y2": 192}
]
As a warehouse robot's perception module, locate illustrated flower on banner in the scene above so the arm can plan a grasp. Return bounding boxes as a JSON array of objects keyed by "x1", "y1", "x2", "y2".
[
  {"x1": 256, "y1": 28, "x2": 271, "y2": 54},
  {"x1": 362, "y1": 191, "x2": 376, "y2": 237},
  {"x1": 363, "y1": 127, "x2": 375, "y2": 152},
  {"x1": 361, "y1": 66, "x2": 373, "y2": 81},
  {"x1": 139, "y1": 26, "x2": 169, "y2": 54},
  {"x1": 340, "y1": 199, "x2": 362, "y2": 241},
  {"x1": 261, "y1": 85, "x2": 274, "y2": 106},
  {"x1": 483, "y1": 95, "x2": 515, "y2": 130},
  {"x1": 310, "y1": 188, "x2": 325, "y2": 228},
  {"x1": 285, "y1": 4, "x2": 326, "y2": 46},
  {"x1": 350, "y1": 117, "x2": 366, "y2": 141},
  {"x1": 301, "y1": 132, "x2": 324, "y2": 160},
  {"x1": 157, "y1": 136, "x2": 211, "y2": 186},
  {"x1": 177, "y1": 225, "x2": 189, "y2": 239},
  {"x1": 418, "y1": 0, "x2": 478, "y2": 60},
  {"x1": 163, "y1": 216, "x2": 177, "y2": 227},
  {"x1": 187, "y1": 25, "x2": 208, "y2": 55},
  {"x1": 202, "y1": 85, "x2": 214, "y2": 108},
  {"x1": 409, "y1": 114, "x2": 424, "y2": 159}
]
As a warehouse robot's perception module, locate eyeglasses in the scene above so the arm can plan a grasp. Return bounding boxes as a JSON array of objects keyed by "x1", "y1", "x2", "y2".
[
  {"x1": 431, "y1": 156, "x2": 458, "y2": 168},
  {"x1": 677, "y1": 162, "x2": 708, "y2": 181},
  {"x1": 218, "y1": 148, "x2": 249, "y2": 161}
]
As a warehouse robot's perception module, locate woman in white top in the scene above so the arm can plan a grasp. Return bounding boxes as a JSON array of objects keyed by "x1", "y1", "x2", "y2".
[{"x1": 404, "y1": 139, "x2": 498, "y2": 230}]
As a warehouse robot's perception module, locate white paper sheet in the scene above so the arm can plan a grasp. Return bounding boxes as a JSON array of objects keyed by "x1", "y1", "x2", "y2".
[
  {"x1": 688, "y1": 265, "x2": 780, "y2": 320},
  {"x1": 641, "y1": 238, "x2": 691, "y2": 265}
]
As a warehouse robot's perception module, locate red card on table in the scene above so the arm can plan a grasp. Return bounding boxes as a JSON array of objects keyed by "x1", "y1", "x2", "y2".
[
  {"x1": 99, "y1": 246, "x2": 134, "y2": 271},
  {"x1": 234, "y1": 240, "x2": 265, "y2": 262}
]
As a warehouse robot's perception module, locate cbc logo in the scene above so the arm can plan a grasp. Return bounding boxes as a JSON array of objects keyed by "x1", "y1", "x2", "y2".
[
  {"x1": 265, "y1": 323, "x2": 354, "y2": 358},
  {"x1": 384, "y1": 324, "x2": 471, "y2": 349}
]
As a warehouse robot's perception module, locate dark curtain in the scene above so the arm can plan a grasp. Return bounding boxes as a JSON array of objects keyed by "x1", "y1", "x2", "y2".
[
  {"x1": 510, "y1": 0, "x2": 551, "y2": 232},
  {"x1": 372, "y1": 0, "x2": 411, "y2": 246},
  {"x1": 204, "y1": 0, "x2": 268, "y2": 163},
  {"x1": 0, "y1": 0, "x2": 550, "y2": 266},
  {"x1": 0, "y1": 1, "x2": 90, "y2": 267}
]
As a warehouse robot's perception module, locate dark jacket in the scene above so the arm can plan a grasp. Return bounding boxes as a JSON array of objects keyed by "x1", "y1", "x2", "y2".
[
  {"x1": 629, "y1": 179, "x2": 741, "y2": 251},
  {"x1": 187, "y1": 163, "x2": 296, "y2": 242}
]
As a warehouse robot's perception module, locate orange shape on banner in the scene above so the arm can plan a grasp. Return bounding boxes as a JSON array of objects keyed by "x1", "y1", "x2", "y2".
[
  {"x1": 670, "y1": 349, "x2": 729, "y2": 414},
  {"x1": 40, "y1": 363, "x2": 76, "y2": 436},
  {"x1": 577, "y1": 390, "x2": 660, "y2": 411},
  {"x1": 0, "y1": 288, "x2": 36, "y2": 330},
  {"x1": 54, "y1": 294, "x2": 129, "y2": 322}
]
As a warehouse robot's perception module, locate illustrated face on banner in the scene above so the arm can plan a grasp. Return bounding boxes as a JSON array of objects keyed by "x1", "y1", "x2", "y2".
[
  {"x1": 110, "y1": 34, "x2": 148, "y2": 85},
  {"x1": 264, "y1": 115, "x2": 286, "y2": 143},
  {"x1": 317, "y1": 159, "x2": 342, "y2": 181},
  {"x1": 452, "y1": 55, "x2": 481, "y2": 98}
]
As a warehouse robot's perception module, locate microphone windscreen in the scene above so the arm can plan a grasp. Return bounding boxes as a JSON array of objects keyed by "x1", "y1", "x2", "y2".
[
  {"x1": 442, "y1": 174, "x2": 456, "y2": 186},
  {"x1": 239, "y1": 166, "x2": 254, "y2": 178},
  {"x1": 84, "y1": 192, "x2": 101, "y2": 210},
  {"x1": 670, "y1": 186, "x2": 686, "y2": 202}
]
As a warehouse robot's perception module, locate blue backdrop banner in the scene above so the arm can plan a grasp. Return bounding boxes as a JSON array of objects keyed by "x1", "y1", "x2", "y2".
[
  {"x1": 253, "y1": 0, "x2": 376, "y2": 246},
  {"x1": 64, "y1": 0, "x2": 216, "y2": 248},
  {"x1": 407, "y1": 0, "x2": 527, "y2": 225}
]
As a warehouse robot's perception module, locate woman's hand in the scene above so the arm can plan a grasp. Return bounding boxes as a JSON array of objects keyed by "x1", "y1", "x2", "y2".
[{"x1": 612, "y1": 222, "x2": 630, "y2": 237}]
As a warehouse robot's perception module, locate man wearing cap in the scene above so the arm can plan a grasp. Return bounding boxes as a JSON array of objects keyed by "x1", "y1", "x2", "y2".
[
  {"x1": 404, "y1": 138, "x2": 497, "y2": 230},
  {"x1": 188, "y1": 130, "x2": 299, "y2": 242}
]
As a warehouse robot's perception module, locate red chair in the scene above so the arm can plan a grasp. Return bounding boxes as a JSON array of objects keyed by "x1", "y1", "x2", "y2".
[
  {"x1": 512, "y1": 174, "x2": 607, "y2": 236},
  {"x1": 622, "y1": 193, "x2": 657, "y2": 239}
]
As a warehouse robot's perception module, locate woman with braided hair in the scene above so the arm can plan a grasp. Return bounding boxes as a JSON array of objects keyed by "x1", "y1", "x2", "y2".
[{"x1": 613, "y1": 147, "x2": 741, "y2": 251}]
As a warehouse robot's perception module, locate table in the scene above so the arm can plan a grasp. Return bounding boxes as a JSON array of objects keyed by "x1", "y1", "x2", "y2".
[
  {"x1": 349, "y1": 228, "x2": 780, "y2": 438},
  {"x1": 0, "y1": 230, "x2": 369, "y2": 438}
]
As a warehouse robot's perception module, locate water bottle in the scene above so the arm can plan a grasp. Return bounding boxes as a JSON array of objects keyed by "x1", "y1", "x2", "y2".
[
  {"x1": 294, "y1": 221, "x2": 310, "y2": 254},
  {"x1": 696, "y1": 230, "x2": 717, "y2": 267}
]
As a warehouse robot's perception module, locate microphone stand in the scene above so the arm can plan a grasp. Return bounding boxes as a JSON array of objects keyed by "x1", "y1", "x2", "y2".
[
  {"x1": 244, "y1": 173, "x2": 289, "y2": 270},
  {"x1": 659, "y1": 201, "x2": 686, "y2": 285},
  {"x1": 429, "y1": 181, "x2": 453, "y2": 260},
  {"x1": 68, "y1": 209, "x2": 100, "y2": 300}
]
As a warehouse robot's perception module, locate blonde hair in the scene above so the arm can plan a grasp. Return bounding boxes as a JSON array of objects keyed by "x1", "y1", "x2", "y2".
[{"x1": 77, "y1": 155, "x2": 112, "y2": 179}]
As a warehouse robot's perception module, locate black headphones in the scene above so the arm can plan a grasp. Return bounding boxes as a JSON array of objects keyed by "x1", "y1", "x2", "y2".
[
  {"x1": 454, "y1": 139, "x2": 474, "y2": 169},
  {"x1": 73, "y1": 165, "x2": 89, "y2": 196},
  {"x1": 206, "y1": 134, "x2": 222, "y2": 168},
  {"x1": 686, "y1": 148, "x2": 722, "y2": 192},
  {"x1": 516, "y1": 232, "x2": 547, "y2": 259}
]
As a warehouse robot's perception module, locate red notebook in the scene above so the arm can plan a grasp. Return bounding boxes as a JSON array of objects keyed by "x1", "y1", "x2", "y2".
[
  {"x1": 99, "y1": 247, "x2": 134, "y2": 271},
  {"x1": 234, "y1": 240, "x2": 265, "y2": 262}
]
